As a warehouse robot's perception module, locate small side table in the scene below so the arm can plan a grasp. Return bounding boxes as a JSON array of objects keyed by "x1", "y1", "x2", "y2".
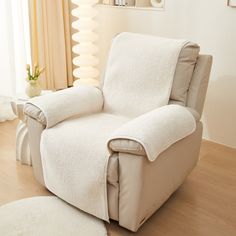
[
  {"x1": 11, "y1": 96, "x2": 31, "y2": 165},
  {"x1": 11, "y1": 91, "x2": 52, "y2": 165}
]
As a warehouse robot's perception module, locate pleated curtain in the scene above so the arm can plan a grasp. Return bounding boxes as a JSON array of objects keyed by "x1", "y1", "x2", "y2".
[{"x1": 28, "y1": 0, "x2": 74, "y2": 90}]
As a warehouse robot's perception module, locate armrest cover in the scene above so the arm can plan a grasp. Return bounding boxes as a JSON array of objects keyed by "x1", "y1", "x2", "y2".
[
  {"x1": 108, "y1": 105, "x2": 196, "y2": 162},
  {"x1": 25, "y1": 85, "x2": 104, "y2": 128}
]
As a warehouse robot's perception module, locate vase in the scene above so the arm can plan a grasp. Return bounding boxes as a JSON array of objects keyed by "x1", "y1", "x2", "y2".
[
  {"x1": 25, "y1": 80, "x2": 42, "y2": 98},
  {"x1": 150, "y1": 0, "x2": 163, "y2": 8}
]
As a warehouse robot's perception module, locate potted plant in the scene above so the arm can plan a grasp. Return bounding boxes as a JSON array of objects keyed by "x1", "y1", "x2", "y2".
[{"x1": 25, "y1": 63, "x2": 44, "y2": 98}]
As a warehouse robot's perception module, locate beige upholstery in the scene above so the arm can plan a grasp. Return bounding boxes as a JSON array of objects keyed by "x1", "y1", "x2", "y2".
[
  {"x1": 25, "y1": 104, "x2": 47, "y2": 126},
  {"x1": 27, "y1": 117, "x2": 45, "y2": 186},
  {"x1": 187, "y1": 55, "x2": 212, "y2": 116},
  {"x1": 25, "y1": 49, "x2": 212, "y2": 231},
  {"x1": 102, "y1": 35, "x2": 199, "y2": 118},
  {"x1": 108, "y1": 107, "x2": 200, "y2": 156},
  {"x1": 171, "y1": 42, "x2": 200, "y2": 105},
  {"x1": 118, "y1": 122, "x2": 202, "y2": 231},
  {"x1": 109, "y1": 139, "x2": 146, "y2": 156}
]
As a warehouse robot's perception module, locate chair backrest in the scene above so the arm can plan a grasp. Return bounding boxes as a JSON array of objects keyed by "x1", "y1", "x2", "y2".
[
  {"x1": 169, "y1": 55, "x2": 213, "y2": 118},
  {"x1": 102, "y1": 33, "x2": 211, "y2": 118},
  {"x1": 186, "y1": 55, "x2": 213, "y2": 117}
]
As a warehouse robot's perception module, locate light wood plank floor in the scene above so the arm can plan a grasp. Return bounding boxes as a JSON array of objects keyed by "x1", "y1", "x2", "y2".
[{"x1": 0, "y1": 120, "x2": 235, "y2": 236}]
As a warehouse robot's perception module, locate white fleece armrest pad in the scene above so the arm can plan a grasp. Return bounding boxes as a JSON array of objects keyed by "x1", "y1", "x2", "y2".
[
  {"x1": 26, "y1": 85, "x2": 104, "y2": 128},
  {"x1": 108, "y1": 105, "x2": 196, "y2": 162}
]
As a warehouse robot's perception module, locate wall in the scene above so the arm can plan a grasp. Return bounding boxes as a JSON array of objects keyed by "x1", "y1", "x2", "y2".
[{"x1": 96, "y1": 0, "x2": 236, "y2": 148}]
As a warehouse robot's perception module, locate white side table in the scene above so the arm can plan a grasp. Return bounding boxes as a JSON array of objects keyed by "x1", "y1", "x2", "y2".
[{"x1": 11, "y1": 91, "x2": 52, "y2": 165}]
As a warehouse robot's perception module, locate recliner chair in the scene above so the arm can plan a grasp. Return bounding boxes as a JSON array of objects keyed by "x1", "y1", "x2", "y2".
[{"x1": 25, "y1": 33, "x2": 212, "y2": 232}]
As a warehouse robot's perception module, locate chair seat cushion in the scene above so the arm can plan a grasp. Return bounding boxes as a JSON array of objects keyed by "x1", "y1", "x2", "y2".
[{"x1": 42, "y1": 112, "x2": 129, "y2": 189}]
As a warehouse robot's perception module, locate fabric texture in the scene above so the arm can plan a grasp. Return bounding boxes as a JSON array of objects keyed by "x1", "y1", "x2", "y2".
[
  {"x1": 170, "y1": 42, "x2": 200, "y2": 104},
  {"x1": 28, "y1": 0, "x2": 73, "y2": 90},
  {"x1": 108, "y1": 107, "x2": 200, "y2": 156},
  {"x1": 118, "y1": 123, "x2": 203, "y2": 231},
  {"x1": 25, "y1": 52, "x2": 212, "y2": 232},
  {"x1": 108, "y1": 105, "x2": 196, "y2": 162},
  {"x1": 103, "y1": 32, "x2": 190, "y2": 117},
  {"x1": 0, "y1": 196, "x2": 107, "y2": 236},
  {"x1": 24, "y1": 103, "x2": 47, "y2": 125},
  {"x1": 187, "y1": 55, "x2": 213, "y2": 116},
  {"x1": 109, "y1": 138, "x2": 146, "y2": 156},
  {"x1": 26, "y1": 86, "x2": 103, "y2": 128},
  {"x1": 40, "y1": 113, "x2": 129, "y2": 221},
  {"x1": 28, "y1": 33, "x2": 198, "y2": 222}
]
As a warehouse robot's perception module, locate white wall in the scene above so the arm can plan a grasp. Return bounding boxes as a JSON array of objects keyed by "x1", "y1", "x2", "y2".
[{"x1": 96, "y1": 0, "x2": 236, "y2": 148}]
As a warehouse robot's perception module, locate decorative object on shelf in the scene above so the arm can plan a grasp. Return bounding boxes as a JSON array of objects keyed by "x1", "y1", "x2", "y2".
[
  {"x1": 25, "y1": 63, "x2": 44, "y2": 98},
  {"x1": 102, "y1": 0, "x2": 112, "y2": 4},
  {"x1": 124, "y1": 0, "x2": 135, "y2": 6},
  {"x1": 25, "y1": 80, "x2": 41, "y2": 98},
  {"x1": 227, "y1": 0, "x2": 236, "y2": 7},
  {"x1": 71, "y1": 0, "x2": 100, "y2": 87},
  {"x1": 98, "y1": 0, "x2": 164, "y2": 9},
  {"x1": 150, "y1": 0, "x2": 164, "y2": 8},
  {"x1": 115, "y1": 0, "x2": 129, "y2": 6}
]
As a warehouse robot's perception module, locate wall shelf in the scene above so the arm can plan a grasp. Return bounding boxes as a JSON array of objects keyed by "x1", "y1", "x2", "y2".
[{"x1": 97, "y1": 0, "x2": 164, "y2": 11}]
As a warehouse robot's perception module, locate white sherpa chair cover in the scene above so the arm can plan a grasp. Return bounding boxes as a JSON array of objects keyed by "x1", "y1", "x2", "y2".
[
  {"x1": 28, "y1": 32, "x2": 196, "y2": 222},
  {"x1": 103, "y1": 33, "x2": 189, "y2": 117}
]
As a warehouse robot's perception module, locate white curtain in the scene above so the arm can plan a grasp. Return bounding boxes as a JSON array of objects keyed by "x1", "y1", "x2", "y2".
[{"x1": 0, "y1": 0, "x2": 31, "y2": 121}]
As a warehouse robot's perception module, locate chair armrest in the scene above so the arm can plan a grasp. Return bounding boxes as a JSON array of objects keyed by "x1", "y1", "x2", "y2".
[
  {"x1": 109, "y1": 139, "x2": 146, "y2": 156},
  {"x1": 24, "y1": 104, "x2": 47, "y2": 126},
  {"x1": 108, "y1": 105, "x2": 196, "y2": 161},
  {"x1": 24, "y1": 85, "x2": 104, "y2": 128},
  {"x1": 108, "y1": 107, "x2": 199, "y2": 157}
]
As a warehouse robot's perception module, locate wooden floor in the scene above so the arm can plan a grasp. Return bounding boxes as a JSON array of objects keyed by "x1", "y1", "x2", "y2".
[{"x1": 0, "y1": 120, "x2": 236, "y2": 235}]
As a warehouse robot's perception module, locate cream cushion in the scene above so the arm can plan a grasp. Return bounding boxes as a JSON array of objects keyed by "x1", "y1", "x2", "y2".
[{"x1": 0, "y1": 196, "x2": 107, "y2": 236}]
